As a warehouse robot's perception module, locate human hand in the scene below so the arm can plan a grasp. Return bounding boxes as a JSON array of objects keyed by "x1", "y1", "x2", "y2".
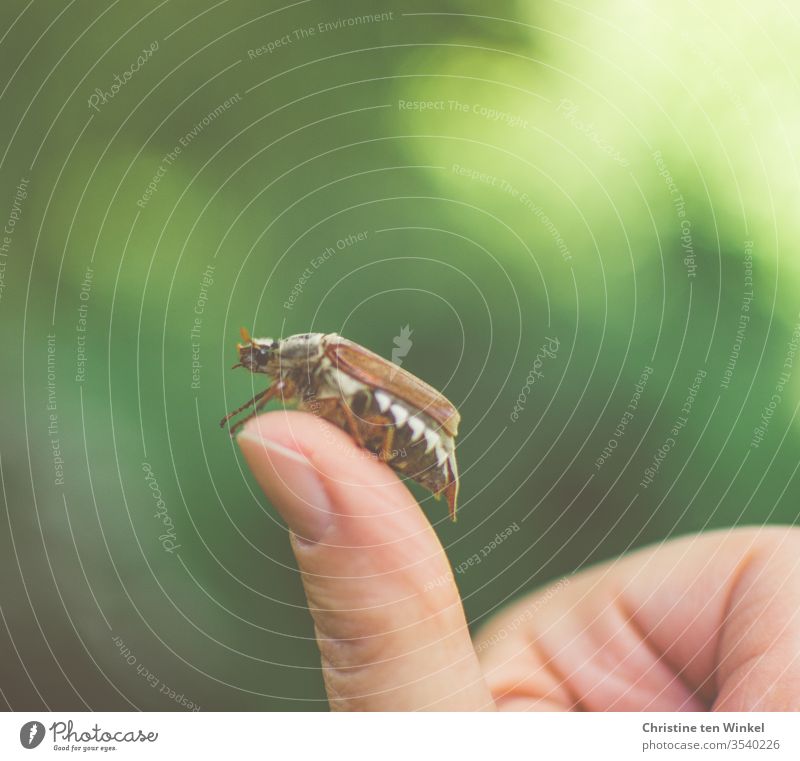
[{"x1": 237, "y1": 411, "x2": 800, "y2": 711}]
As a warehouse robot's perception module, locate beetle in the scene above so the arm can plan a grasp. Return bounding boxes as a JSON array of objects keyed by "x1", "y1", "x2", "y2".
[{"x1": 221, "y1": 328, "x2": 461, "y2": 520}]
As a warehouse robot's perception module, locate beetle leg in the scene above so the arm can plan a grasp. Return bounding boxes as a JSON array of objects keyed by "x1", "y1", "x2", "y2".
[
  {"x1": 336, "y1": 398, "x2": 365, "y2": 447},
  {"x1": 361, "y1": 415, "x2": 395, "y2": 462},
  {"x1": 224, "y1": 383, "x2": 283, "y2": 435},
  {"x1": 380, "y1": 424, "x2": 395, "y2": 463},
  {"x1": 220, "y1": 386, "x2": 272, "y2": 428},
  {"x1": 304, "y1": 396, "x2": 365, "y2": 447}
]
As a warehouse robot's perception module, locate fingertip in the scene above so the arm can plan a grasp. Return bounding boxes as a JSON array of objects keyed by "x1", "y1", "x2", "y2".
[
  {"x1": 238, "y1": 410, "x2": 421, "y2": 530},
  {"x1": 237, "y1": 415, "x2": 333, "y2": 542}
]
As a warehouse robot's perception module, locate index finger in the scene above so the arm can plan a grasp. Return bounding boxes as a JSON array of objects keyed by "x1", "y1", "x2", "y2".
[{"x1": 476, "y1": 527, "x2": 800, "y2": 711}]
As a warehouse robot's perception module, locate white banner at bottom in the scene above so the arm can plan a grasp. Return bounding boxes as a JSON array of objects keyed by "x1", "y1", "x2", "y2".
[{"x1": 1, "y1": 712, "x2": 796, "y2": 760}]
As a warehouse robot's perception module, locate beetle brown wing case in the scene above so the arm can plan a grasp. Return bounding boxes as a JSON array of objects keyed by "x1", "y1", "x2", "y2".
[{"x1": 325, "y1": 336, "x2": 461, "y2": 437}]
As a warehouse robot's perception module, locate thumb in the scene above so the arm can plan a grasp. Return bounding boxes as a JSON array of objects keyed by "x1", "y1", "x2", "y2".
[{"x1": 237, "y1": 410, "x2": 494, "y2": 711}]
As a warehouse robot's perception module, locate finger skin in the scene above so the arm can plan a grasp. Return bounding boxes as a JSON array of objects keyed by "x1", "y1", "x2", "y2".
[
  {"x1": 238, "y1": 410, "x2": 494, "y2": 711},
  {"x1": 475, "y1": 527, "x2": 800, "y2": 711}
]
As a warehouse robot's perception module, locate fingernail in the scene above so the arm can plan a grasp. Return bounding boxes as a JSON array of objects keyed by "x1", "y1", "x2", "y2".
[{"x1": 237, "y1": 430, "x2": 333, "y2": 542}]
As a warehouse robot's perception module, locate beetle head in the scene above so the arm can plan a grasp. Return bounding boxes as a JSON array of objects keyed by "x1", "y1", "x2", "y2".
[{"x1": 236, "y1": 327, "x2": 279, "y2": 374}]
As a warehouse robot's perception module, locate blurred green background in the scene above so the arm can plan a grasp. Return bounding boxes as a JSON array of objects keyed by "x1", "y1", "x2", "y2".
[{"x1": 1, "y1": 0, "x2": 798, "y2": 710}]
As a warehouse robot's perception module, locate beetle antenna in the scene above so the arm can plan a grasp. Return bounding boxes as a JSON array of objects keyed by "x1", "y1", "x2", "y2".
[
  {"x1": 240, "y1": 326, "x2": 252, "y2": 344},
  {"x1": 231, "y1": 362, "x2": 244, "y2": 369}
]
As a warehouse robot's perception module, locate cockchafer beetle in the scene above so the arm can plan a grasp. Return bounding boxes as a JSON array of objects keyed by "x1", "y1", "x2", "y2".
[{"x1": 221, "y1": 328, "x2": 461, "y2": 520}]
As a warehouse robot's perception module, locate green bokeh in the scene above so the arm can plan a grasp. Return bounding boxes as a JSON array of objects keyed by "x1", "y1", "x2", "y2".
[{"x1": 1, "y1": 0, "x2": 798, "y2": 710}]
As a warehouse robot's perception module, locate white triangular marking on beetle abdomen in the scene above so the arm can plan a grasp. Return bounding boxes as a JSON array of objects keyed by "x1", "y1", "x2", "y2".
[
  {"x1": 374, "y1": 390, "x2": 391, "y2": 413},
  {"x1": 407, "y1": 416, "x2": 425, "y2": 442},
  {"x1": 424, "y1": 428, "x2": 440, "y2": 453},
  {"x1": 390, "y1": 403, "x2": 409, "y2": 427}
]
